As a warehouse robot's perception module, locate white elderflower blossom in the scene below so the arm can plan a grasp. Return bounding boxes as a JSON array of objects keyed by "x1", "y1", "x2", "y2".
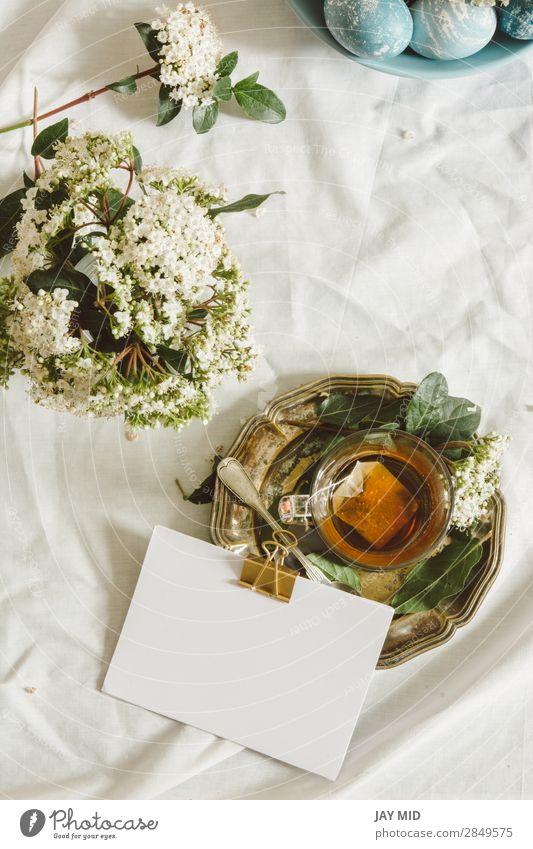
[
  {"x1": 451, "y1": 433, "x2": 509, "y2": 531},
  {"x1": 151, "y1": 3, "x2": 223, "y2": 108},
  {"x1": 8, "y1": 287, "x2": 80, "y2": 358},
  {"x1": 1, "y1": 131, "x2": 257, "y2": 431}
]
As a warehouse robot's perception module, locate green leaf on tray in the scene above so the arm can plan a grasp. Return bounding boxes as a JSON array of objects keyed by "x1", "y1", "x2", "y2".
[
  {"x1": 157, "y1": 84, "x2": 183, "y2": 126},
  {"x1": 208, "y1": 191, "x2": 284, "y2": 218},
  {"x1": 428, "y1": 396, "x2": 481, "y2": 443},
  {"x1": 405, "y1": 372, "x2": 448, "y2": 435},
  {"x1": 108, "y1": 76, "x2": 138, "y2": 95},
  {"x1": 216, "y1": 51, "x2": 238, "y2": 78},
  {"x1": 31, "y1": 118, "x2": 69, "y2": 159},
  {"x1": 307, "y1": 552, "x2": 362, "y2": 594},
  {"x1": 233, "y1": 76, "x2": 286, "y2": 123},
  {"x1": 192, "y1": 100, "x2": 219, "y2": 134},
  {"x1": 134, "y1": 22, "x2": 162, "y2": 63},
  {"x1": 179, "y1": 454, "x2": 223, "y2": 504},
  {"x1": 404, "y1": 371, "x2": 480, "y2": 443},
  {"x1": 317, "y1": 393, "x2": 405, "y2": 430},
  {"x1": 0, "y1": 188, "x2": 27, "y2": 257},
  {"x1": 391, "y1": 538, "x2": 483, "y2": 615}
]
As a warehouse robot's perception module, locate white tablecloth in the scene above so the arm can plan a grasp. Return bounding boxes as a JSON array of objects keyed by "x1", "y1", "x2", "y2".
[{"x1": 1, "y1": 0, "x2": 533, "y2": 800}]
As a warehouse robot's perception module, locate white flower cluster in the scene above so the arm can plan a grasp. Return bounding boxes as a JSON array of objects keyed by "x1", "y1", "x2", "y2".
[
  {"x1": 451, "y1": 432, "x2": 509, "y2": 531},
  {"x1": 1, "y1": 132, "x2": 257, "y2": 431},
  {"x1": 151, "y1": 3, "x2": 223, "y2": 108},
  {"x1": 9, "y1": 287, "x2": 80, "y2": 358},
  {"x1": 11, "y1": 130, "x2": 133, "y2": 285}
]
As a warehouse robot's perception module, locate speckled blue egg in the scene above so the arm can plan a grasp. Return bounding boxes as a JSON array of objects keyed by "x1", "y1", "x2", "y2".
[
  {"x1": 499, "y1": 1, "x2": 533, "y2": 40},
  {"x1": 410, "y1": 0, "x2": 497, "y2": 61},
  {"x1": 324, "y1": 0, "x2": 413, "y2": 60}
]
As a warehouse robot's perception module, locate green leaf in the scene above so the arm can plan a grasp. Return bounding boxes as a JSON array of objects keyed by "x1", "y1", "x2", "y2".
[
  {"x1": 429, "y1": 396, "x2": 481, "y2": 443},
  {"x1": 134, "y1": 22, "x2": 162, "y2": 63},
  {"x1": 392, "y1": 538, "x2": 483, "y2": 615},
  {"x1": 108, "y1": 75, "x2": 138, "y2": 95},
  {"x1": 78, "y1": 307, "x2": 120, "y2": 352},
  {"x1": 25, "y1": 267, "x2": 94, "y2": 305},
  {"x1": 103, "y1": 188, "x2": 135, "y2": 221},
  {"x1": 0, "y1": 189, "x2": 26, "y2": 257},
  {"x1": 157, "y1": 345, "x2": 189, "y2": 375},
  {"x1": 307, "y1": 553, "x2": 362, "y2": 594},
  {"x1": 212, "y1": 76, "x2": 232, "y2": 102},
  {"x1": 233, "y1": 78, "x2": 286, "y2": 124},
  {"x1": 180, "y1": 454, "x2": 223, "y2": 504},
  {"x1": 405, "y1": 372, "x2": 449, "y2": 435},
  {"x1": 132, "y1": 145, "x2": 143, "y2": 175},
  {"x1": 23, "y1": 172, "x2": 35, "y2": 189},
  {"x1": 216, "y1": 51, "x2": 238, "y2": 78},
  {"x1": 192, "y1": 100, "x2": 219, "y2": 134},
  {"x1": 157, "y1": 84, "x2": 183, "y2": 126},
  {"x1": 188, "y1": 307, "x2": 208, "y2": 321},
  {"x1": 234, "y1": 71, "x2": 259, "y2": 88},
  {"x1": 31, "y1": 118, "x2": 69, "y2": 159},
  {"x1": 208, "y1": 191, "x2": 284, "y2": 218},
  {"x1": 317, "y1": 393, "x2": 404, "y2": 430}
]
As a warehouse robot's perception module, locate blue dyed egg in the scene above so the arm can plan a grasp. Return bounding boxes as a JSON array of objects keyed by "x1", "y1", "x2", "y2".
[
  {"x1": 410, "y1": 0, "x2": 497, "y2": 61},
  {"x1": 324, "y1": 0, "x2": 413, "y2": 60},
  {"x1": 499, "y1": 1, "x2": 533, "y2": 40}
]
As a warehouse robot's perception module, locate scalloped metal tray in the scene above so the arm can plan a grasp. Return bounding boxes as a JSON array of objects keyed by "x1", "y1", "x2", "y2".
[{"x1": 210, "y1": 375, "x2": 506, "y2": 669}]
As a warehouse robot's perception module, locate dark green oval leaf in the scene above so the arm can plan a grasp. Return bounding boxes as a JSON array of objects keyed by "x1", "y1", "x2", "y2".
[
  {"x1": 157, "y1": 345, "x2": 189, "y2": 375},
  {"x1": 216, "y1": 51, "x2": 238, "y2": 78},
  {"x1": 234, "y1": 71, "x2": 259, "y2": 89},
  {"x1": 317, "y1": 393, "x2": 405, "y2": 430},
  {"x1": 208, "y1": 190, "x2": 284, "y2": 219},
  {"x1": 392, "y1": 538, "x2": 483, "y2": 615},
  {"x1": 405, "y1": 372, "x2": 449, "y2": 435},
  {"x1": 108, "y1": 75, "x2": 138, "y2": 95},
  {"x1": 0, "y1": 189, "x2": 26, "y2": 257},
  {"x1": 26, "y1": 267, "x2": 94, "y2": 306},
  {"x1": 307, "y1": 552, "x2": 362, "y2": 594},
  {"x1": 134, "y1": 22, "x2": 162, "y2": 63},
  {"x1": 23, "y1": 172, "x2": 35, "y2": 189},
  {"x1": 192, "y1": 100, "x2": 219, "y2": 134},
  {"x1": 188, "y1": 307, "x2": 208, "y2": 321},
  {"x1": 103, "y1": 188, "x2": 135, "y2": 221},
  {"x1": 233, "y1": 81, "x2": 286, "y2": 123},
  {"x1": 428, "y1": 396, "x2": 481, "y2": 443},
  {"x1": 212, "y1": 76, "x2": 232, "y2": 102},
  {"x1": 157, "y1": 84, "x2": 183, "y2": 127},
  {"x1": 31, "y1": 118, "x2": 69, "y2": 159}
]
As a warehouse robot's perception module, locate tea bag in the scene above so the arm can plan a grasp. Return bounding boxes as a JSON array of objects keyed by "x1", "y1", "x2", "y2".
[{"x1": 332, "y1": 461, "x2": 419, "y2": 549}]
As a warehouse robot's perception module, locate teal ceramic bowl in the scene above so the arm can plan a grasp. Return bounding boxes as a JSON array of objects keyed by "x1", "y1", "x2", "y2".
[{"x1": 287, "y1": 0, "x2": 533, "y2": 79}]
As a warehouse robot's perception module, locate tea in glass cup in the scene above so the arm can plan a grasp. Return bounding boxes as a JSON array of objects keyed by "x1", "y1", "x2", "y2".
[{"x1": 279, "y1": 429, "x2": 453, "y2": 570}]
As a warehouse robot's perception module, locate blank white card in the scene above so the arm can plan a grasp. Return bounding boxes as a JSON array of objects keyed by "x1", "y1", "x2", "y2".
[{"x1": 103, "y1": 526, "x2": 393, "y2": 780}]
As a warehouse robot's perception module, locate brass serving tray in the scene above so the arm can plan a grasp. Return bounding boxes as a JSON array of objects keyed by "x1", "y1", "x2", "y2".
[{"x1": 210, "y1": 375, "x2": 506, "y2": 669}]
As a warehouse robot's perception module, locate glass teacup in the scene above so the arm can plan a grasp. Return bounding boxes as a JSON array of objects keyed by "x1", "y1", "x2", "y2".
[{"x1": 278, "y1": 429, "x2": 453, "y2": 571}]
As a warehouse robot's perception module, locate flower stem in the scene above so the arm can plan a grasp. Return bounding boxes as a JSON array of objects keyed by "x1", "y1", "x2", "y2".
[{"x1": 0, "y1": 65, "x2": 160, "y2": 136}]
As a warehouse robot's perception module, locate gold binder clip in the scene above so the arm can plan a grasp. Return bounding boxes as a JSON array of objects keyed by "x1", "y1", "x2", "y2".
[{"x1": 239, "y1": 530, "x2": 299, "y2": 603}]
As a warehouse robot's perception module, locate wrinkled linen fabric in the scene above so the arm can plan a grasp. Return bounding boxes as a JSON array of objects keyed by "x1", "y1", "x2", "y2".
[{"x1": 1, "y1": 0, "x2": 533, "y2": 801}]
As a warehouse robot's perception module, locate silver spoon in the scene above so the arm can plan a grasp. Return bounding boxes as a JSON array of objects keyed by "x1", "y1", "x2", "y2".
[{"x1": 217, "y1": 457, "x2": 358, "y2": 594}]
